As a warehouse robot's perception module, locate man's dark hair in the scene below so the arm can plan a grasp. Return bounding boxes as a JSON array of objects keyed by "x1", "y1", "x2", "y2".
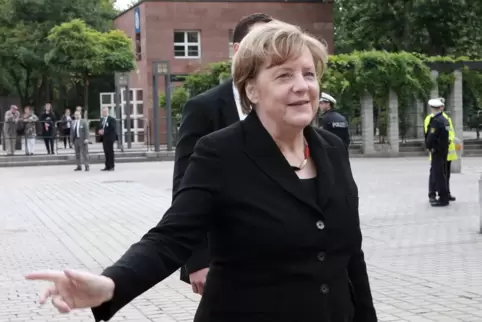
[{"x1": 232, "y1": 13, "x2": 273, "y2": 44}]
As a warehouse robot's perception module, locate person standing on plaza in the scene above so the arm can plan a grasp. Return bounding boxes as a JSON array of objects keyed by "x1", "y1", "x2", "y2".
[
  {"x1": 71, "y1": 110, "x2": 90, "y2": 172},
  {"x1": 318, "y1": 92, "x2": 350, "y2": 148},
  {"x1": 425, "y1": 98, "x2": 450, "y2": 207},
  {"x1": 60, "y1": 108, "x2": 73, "y2": 149},
  {"x1": 23, "y1": 106, "x2": 38, "y2": 155},
  {"x1": 97, "y1": 107, "x2": 116, "y2": 171},
  {"x1": 424, "y1": 97, "x2": 456, "y2": 203},
  {"x1": 173, "y1": 12, "x2": 273, "y2": 294},
  {"x1": 3, "y1": 105, "x2": 20, "y2": 155},
  {"x1": 39, "y1": 103, "x2": 56, "y2": 154},
  {"x1": 26, "y1": 20, "x2": 377, "y2": 322}
]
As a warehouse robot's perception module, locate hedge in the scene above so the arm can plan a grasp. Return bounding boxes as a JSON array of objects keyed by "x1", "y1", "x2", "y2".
[{"x1": 161, "y1": 51, "x2": 482, "y2": 128}]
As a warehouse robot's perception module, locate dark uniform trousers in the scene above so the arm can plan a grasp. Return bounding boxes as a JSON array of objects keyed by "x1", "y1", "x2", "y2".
[
  {"x1": 429, "y1": 160, "x2": 451, "y2": 198},
  {"x1": 430, "y1": 152, "x2": 449, "y2": 201}
]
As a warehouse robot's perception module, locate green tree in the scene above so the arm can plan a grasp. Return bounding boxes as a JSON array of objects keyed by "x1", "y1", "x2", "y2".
[
  {"x1": 0, "y1": 0, "x2": 117, "y2": 107},
  {"x1": 160, "y1": 86, "x2": 190, "y2": 126},
  {"x1": 334, "y1": 0, "x2": 482, "y2": 57},
  {"x1": 46, "y1": 19, "x2": 135, "y2": 116}
]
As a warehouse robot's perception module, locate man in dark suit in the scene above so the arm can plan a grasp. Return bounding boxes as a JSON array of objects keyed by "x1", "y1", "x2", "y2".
[
  {"x1": 173, "y1": 13, "x2": 273, "y2": 293},
  {"x1": 98, "y1": 107, "x2": 116, "y2": 171}
]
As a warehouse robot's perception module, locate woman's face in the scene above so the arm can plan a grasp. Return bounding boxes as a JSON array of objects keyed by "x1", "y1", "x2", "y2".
[
  {"x1": 247, "y1": 46, "x2": 320, "y2": 129},
  {"x1": 45, "y1": 104, "x2": 51, "y2": 112}
]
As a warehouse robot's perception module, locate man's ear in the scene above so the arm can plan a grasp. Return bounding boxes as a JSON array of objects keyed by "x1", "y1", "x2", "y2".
[{"x1": 233, "y1": 43, "x2": 240, "y2": 54}]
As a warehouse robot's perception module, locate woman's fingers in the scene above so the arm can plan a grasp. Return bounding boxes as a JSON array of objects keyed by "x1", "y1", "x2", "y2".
[
  {"x1": 39, "y1": 286, "x2": 58, "y2": 305},
  {"x1": 25, "y1": 270, "x2": 64, "y2": 283},
  {"x1": 64, "y1": 269, "x2": 87, "y2": 285},
  {"x1": 51, "y1": 294, "x2": 71, "y2": 313}
]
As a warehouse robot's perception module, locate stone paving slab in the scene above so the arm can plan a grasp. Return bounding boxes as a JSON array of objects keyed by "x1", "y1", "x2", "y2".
[{"x1": 1, "y1": 158, "x2": 482, "y2": 321}]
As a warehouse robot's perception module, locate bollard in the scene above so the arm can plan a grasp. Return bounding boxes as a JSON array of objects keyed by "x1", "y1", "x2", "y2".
[
  {"x1": 479, "y1": 173, "x2": 482, "y2": 234},
  {"x1": 451, "y1": 137, "x2": 462, "y2": 173}
]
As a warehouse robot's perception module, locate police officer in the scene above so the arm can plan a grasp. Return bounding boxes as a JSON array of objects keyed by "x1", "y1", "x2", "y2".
[
  {"x1": 319, "y1": 92, "x2": 350, "y2": 147},
  {"x1": 425, "y1": 98, "x2": 450, "y2": 207},
  {"x1": 424, "y1": 97, "x2": 457, "y2": 203}
]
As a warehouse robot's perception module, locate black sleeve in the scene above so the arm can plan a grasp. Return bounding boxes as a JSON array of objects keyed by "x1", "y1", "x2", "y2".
[
  {"x1": 338, "y1": 139, "x2": 377, "y2": 322},
  {"x1": 319, "y1": 115, "x2": 329, "y2": 129},
  {"x1": 92, "y1": 135, "x2": 222, "y2": 321},
  {"x1": 172, "y1": 98, "x2": 213, "y2": 195},
  {"x1": 172, "y1": 98, "x2": 214, "y2": 276},
  {"x1": 426, "y1": 119, "x2": 439, "y2": 151},
  {"x1": 110, "y1": 117, "x2": 116, "y2": 134}
]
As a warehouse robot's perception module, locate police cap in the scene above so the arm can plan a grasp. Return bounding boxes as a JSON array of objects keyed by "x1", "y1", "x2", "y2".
[
  {"x1": 428, "y1": 98, "x2": 444, "y2": 108},
  {"x1": 319, "y1": 92, "x2": 336, "y2": 104}
]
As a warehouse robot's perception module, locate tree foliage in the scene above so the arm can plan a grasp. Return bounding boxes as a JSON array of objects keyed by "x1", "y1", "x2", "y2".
[
  {"x1": 334, "y1": 0, "x2": 482, "y2": 57},
  {"x1": 46, "y1": 19, "x2": 135, "y2": 114},
  {"x1": 161, "y1": 52, "x2": 482, "y2": 136},
  {"x1": 0, "y1": 0, "x2": 119, "y2": 112}
]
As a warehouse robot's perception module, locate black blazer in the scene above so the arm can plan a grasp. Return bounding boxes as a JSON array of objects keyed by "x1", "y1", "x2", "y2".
[
  {"x1": 92, "y1": 112, "x2": 377, "y2": 322},
  {"x1": 173, "y1": 80, "x2": 240, "y2": 281},
  {"x1": 39, "y1": 112, "x2": 56, "y2": 135},
  {"x1": 98, "y1": 116, "x2": 117, "y2": 142}
]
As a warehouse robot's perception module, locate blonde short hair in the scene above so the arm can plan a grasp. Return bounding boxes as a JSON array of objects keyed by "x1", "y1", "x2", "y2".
[{"x1": 232, "y1": 20, "x2": 328, "y2": 114}]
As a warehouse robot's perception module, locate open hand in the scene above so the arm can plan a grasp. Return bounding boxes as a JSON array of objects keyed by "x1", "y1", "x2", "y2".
[{"x1": 25, "y1": 269, "x2": 115, "y2": 313}]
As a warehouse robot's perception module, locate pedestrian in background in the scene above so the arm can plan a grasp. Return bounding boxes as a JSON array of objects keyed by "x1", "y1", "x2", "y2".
[
  {"x1": 40, "y1": 103, "x2": 56, "y2": 154},
  {"x1": 318, "y1": 93, "x2": 350, "y2": 148},
  {"x1": 71, "y1": 110, "x2": 89, "y2": 172},
  {"x1": 97, "y1": 107, "x2": 116, "y2": 171},
  {"x1": 173, "y1": 12, "x2": 274, "y2": 292},
  {"x1": 425, "y1": 98, "x2": 450, "y2": 207},
  {"x1": 424, "y1": 97, "x2": 456, "y2": 203},
  {"x1": 60, "y1": 108, "x2": 73, "y2": 149},
  {"x1": 3, "y1": 105, "x2": 20, "y2": 155},
  {"x1": 23, "y1": 106, "x2": 38, "y2": 155}
]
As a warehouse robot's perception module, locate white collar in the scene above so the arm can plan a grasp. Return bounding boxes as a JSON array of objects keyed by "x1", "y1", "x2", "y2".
[{"x1": 232, "y1": 82, "x2": 247, "y2": 120}]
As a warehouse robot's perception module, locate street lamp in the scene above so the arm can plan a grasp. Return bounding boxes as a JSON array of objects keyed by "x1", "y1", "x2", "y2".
[{"x1": 152, "y1": 60, "x2": 173, "y2": 152}]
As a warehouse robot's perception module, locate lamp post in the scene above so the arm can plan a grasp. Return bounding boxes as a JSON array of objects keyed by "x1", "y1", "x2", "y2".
[{"x1": 152, "y1": 60, "x2": 173, "y2": 151}]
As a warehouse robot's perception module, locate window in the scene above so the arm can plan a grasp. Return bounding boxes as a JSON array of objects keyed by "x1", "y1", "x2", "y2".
[
  {"x1": 228, "y1": 29, "x2": 234, "y2": 58},
  {"x1": 174, "y1": 31, "x2": 201, "y2": 58},
  {"x1": 135, "y1": 34, "x2": 142, "y2": 60}
]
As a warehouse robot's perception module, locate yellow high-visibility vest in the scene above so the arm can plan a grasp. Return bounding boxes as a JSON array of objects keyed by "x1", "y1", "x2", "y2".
[{"x1": 424, "y1": 112, "x2": 457, "y2": 161}]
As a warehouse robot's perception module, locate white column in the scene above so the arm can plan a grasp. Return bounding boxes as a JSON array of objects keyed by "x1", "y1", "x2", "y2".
[
  {"x1": 449, "y1": 70, "x2": 464, "y2": 173},
  {"x1": 361, "y1": 91, "x2": 375, "y2": 154},
  {"x1": 388, "y1": 90, "x2": 399, "y2": 154},
  {"x1": 415, "y1": 99, "x2": 425, "y2": 138}
]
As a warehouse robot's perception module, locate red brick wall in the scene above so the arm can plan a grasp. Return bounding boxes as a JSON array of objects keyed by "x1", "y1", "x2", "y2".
[{"x1": 115, "y1": 1, "x2": 333, "y2": 144}]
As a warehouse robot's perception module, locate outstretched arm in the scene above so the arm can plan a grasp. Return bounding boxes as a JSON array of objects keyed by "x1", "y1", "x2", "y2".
[{"x1": 92, "y1": 135, "x2": 223, "y2": 321}]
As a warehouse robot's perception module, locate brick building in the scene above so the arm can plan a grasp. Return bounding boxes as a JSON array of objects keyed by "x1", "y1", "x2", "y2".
[{"x1": 112, "y1": 0, "x2": 334, "y2": 143}]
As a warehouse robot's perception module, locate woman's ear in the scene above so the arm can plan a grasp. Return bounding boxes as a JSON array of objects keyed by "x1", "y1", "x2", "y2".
[{"x1": 245, "y1": 81, "x2": 259, "y2": 105}]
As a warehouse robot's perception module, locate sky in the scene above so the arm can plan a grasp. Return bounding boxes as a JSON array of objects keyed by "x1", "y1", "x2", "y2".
[{"x1": 115, "y1": 0, "x2": 132, "y2": 10}]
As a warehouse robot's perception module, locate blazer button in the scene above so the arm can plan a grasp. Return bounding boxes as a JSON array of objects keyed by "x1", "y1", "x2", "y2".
[
  {"x1": 316, "y1": 220, "x2": 325, "y2": 230},
  {"x1": 320, "y1": 284, "x2": 330, "y2": 294},
  {"x1": 317, "y1": 252, "x2": 326, "y2": 261}
]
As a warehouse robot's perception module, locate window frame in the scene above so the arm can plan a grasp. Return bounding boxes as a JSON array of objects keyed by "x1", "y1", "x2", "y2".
[
  {"x1": 228, "y1": 29, "x2": 234, "y2": 58},
  {"x1": 173, "y1": 30, "x2": 201, "y2": 59}
]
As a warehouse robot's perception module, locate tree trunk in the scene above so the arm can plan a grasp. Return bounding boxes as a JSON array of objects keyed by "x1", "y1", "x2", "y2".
[{"x1": 83, "y1": 76, "x2": 89, "y2": 119}]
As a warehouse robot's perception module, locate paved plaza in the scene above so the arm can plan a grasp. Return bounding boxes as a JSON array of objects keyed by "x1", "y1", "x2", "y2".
[{"x1": 1, "y1": 158, "x2": 482, "y2": 322}]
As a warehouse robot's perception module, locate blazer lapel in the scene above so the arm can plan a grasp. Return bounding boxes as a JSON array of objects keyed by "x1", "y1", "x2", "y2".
[
  {"x1": 242, "y1": 112, "x2": 322, "y2": 214},
  {"x1": 218, "y1": 79, "x2": 240, "y2": 126},
  {"x1": 304, "y1": 127, "x2": 336, "y2": 210}
]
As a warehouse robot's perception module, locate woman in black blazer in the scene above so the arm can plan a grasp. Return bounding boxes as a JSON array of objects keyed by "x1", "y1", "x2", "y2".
[{"x1": 26, "y1": 21, "x2": 377, "y2": 322}]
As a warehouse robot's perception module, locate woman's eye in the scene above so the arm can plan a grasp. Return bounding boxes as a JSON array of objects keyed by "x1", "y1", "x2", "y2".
[
  {"x1": 278, "y1": 73, "x2": 291, "y2": 79},
  {"x1": 305, "y1": 72, "x2": 316, "y2": 78}
]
